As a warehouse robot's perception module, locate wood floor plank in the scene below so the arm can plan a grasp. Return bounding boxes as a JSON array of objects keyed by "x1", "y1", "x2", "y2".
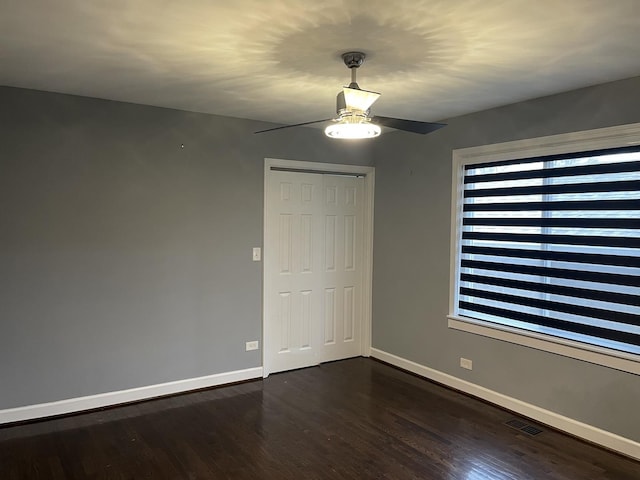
[{"x1": 0, "y1": 358, "x2": 637, "y2": 479}]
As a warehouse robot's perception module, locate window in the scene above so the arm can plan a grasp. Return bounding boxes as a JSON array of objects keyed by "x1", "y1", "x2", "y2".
[{"x1": 449, "y1": 124, "x2": 640, "y2": 375}]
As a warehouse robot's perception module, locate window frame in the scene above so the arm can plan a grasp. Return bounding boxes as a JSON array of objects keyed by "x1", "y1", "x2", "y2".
[{"x1": 449, "y1": 123, "x2": 640, "y2": 375}]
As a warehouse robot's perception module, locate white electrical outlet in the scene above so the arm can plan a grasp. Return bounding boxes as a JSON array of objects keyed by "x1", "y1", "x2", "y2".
[
  {"x1": 460, "y1": 357, "x2": 473, "y2": 370},
  {"x1": 252, "y1": 247, "x2": 261, "y2": 261},
  {"x1": 246, "y1": 340, "x2": 259, "y2": 351}
]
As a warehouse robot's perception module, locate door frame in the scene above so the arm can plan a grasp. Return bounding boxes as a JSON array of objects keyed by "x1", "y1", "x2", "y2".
[{"x1": 262, "y1": 158, "x2": 375, "y2": 377}]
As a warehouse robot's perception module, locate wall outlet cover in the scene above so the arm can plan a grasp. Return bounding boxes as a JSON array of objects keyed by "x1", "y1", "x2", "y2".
[{"x1": 460, "y1": 357, "x2": 473, "y2": 370}]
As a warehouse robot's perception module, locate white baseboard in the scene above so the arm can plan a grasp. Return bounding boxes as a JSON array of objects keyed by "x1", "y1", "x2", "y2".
[
  {"x1": 0, "y1": 366, "x2": 263, "y2": 425},
  {"x1": 370, "y1": 348, "x2": 640, "y2": 461}
]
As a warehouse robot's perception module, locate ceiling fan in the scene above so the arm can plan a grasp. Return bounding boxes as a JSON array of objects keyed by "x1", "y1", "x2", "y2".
[{"x1": 255, "y1": 51, "x2": 446, "y2": 139}]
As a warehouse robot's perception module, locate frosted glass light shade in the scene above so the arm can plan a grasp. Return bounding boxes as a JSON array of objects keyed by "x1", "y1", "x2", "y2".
[{"x1": 325, "y1": 121, "x2": 381, "y2": 139}]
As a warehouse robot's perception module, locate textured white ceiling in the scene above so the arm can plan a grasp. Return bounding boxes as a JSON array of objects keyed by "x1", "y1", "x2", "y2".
[{"x1": 2, "y1": 0, "x2": 640, "y2": 126}]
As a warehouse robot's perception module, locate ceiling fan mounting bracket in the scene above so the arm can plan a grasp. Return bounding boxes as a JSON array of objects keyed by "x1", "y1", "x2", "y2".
[{"x1": 342, "y1": 52, "x2": 366, "y2": 69}]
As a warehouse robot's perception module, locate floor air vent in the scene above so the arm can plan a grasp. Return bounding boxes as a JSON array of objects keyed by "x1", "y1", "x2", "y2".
[
  {"x1": 505, "y1": 419, "x2": 543, "y2": 436},
  {"x1": 505, "y1": 419, "x2": 527, "y2": 429},
  {"x1": 520, "y1": 425, "x2": 543, "y2": 436}
]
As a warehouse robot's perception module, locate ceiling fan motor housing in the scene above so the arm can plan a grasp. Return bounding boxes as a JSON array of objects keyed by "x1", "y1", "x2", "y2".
[
  {"x1": 336, "y1": 91, "x2": 348, "y2": 114},
  {"x1": 335, "y1": 91, "x2": 371, "y2": 118}
]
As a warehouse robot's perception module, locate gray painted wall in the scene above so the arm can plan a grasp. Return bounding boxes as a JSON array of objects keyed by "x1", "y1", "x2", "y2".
[
  {"x1": 0, "y1": 86, "x2": 371, "y2": 409},
  {"x1": 371, "y1": 76, "x2": 640, "y2": 442},
  {"x1": 2, "y1": 77, "x2": 639, "y2": 444}
]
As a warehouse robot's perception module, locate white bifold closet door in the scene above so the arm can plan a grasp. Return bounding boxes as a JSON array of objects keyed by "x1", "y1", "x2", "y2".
[{"x1": 264, "y1": 170, "x2": 364, "y2": 375}]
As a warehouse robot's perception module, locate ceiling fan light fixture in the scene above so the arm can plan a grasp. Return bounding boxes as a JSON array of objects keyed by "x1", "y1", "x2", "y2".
[
  {"x1": 255, "y1": 51, "x2": 446, "y2": 137},
  {"x1": 324, "y1": 116, "x2": 381, "y2": 139}
]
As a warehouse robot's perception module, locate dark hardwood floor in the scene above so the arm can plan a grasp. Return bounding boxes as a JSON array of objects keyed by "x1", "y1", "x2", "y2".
[{"x1": 1, "y1": 358, "x2": 637, "y2": 479}]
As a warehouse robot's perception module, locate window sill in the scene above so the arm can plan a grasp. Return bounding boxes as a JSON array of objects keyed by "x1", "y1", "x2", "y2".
[{"x1": 447, "y1": 315, "x2": 640, "y2": 376}]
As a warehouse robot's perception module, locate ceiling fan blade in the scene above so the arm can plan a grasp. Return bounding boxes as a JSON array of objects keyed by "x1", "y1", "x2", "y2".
[
  {"x1": 254, "y1": 119, "x2": 332, "y2": 134},
  {"x1": 373, "y1": 116, "x2": 446, "y2": 134},
  {"x1": 343, "y1": 87, "x2": 381, "y2": 112}
]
